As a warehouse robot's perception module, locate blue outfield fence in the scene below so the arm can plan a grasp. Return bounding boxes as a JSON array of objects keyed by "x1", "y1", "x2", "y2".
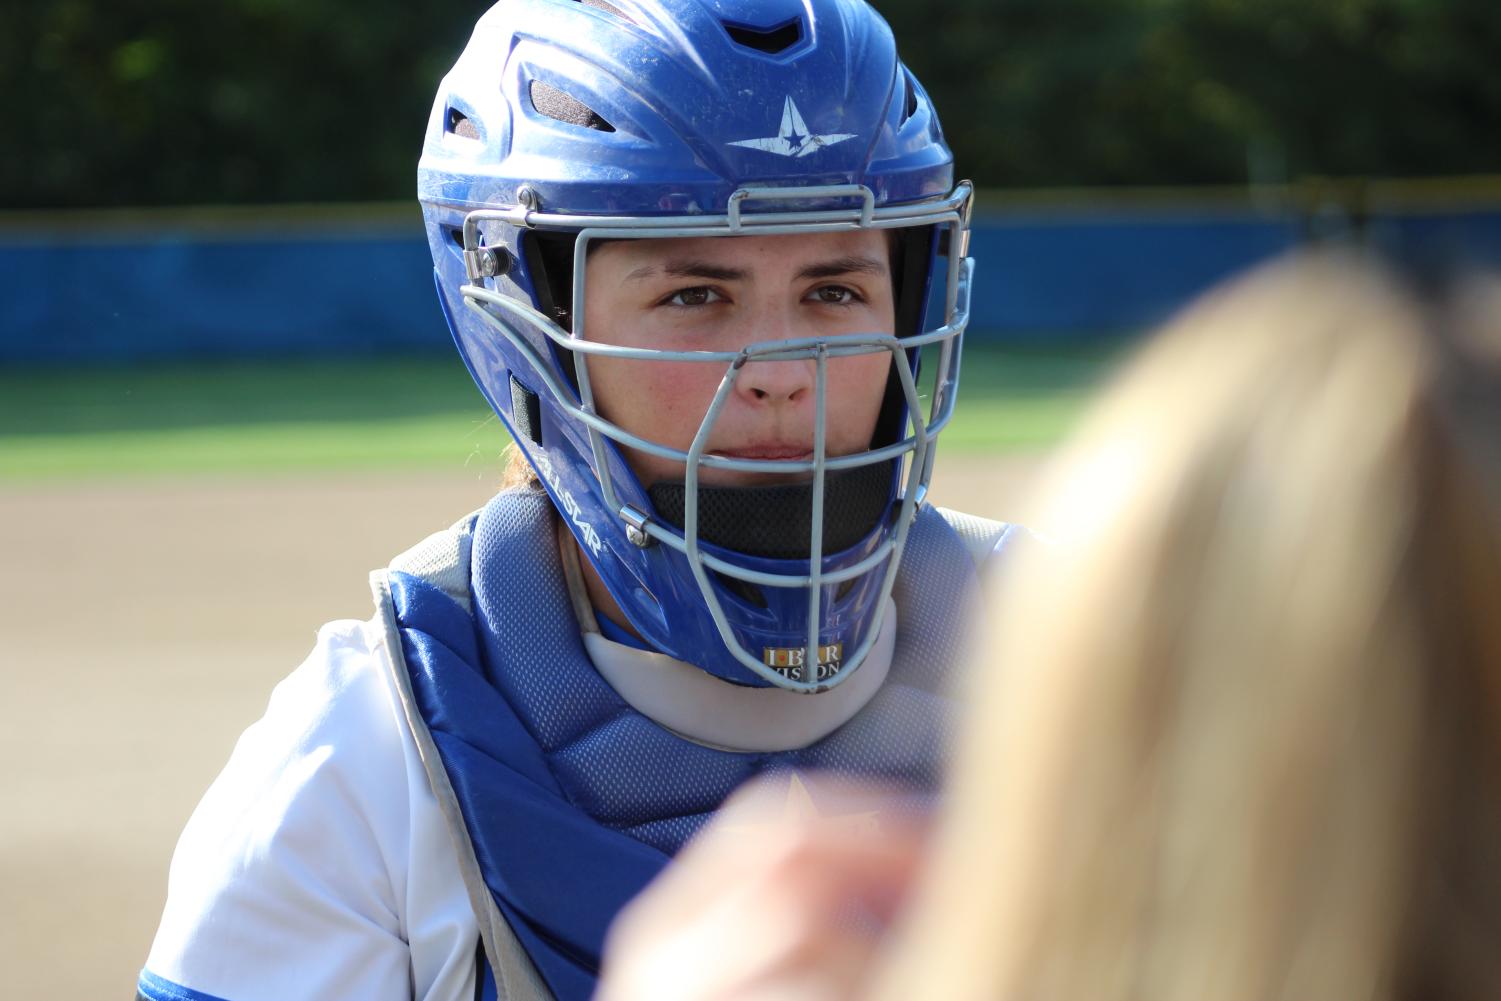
[
  {"x1": 4, "y1": 181, "x2": 1501, "y2": 364},
  {"x1": 0, "y1": 207, "x2": 450, "y2": 364},
  {"x1": 969, "y1": 211, "x2": 1300, "y2": 336}
]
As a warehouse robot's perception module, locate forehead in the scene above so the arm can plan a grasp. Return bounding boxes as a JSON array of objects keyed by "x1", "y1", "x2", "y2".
[{"x1": 586, "y1": 227, "x2": 892, "y2": 276}]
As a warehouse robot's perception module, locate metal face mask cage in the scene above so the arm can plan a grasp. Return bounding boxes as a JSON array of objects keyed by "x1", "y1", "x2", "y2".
[{"x1": 460, "y1": 181, "x2": 974, "y2": 692}]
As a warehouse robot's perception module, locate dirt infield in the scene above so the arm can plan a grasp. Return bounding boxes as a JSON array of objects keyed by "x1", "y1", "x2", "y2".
[{"x1": 0, "y1": 454, "x2": 1041, "y2": 999}]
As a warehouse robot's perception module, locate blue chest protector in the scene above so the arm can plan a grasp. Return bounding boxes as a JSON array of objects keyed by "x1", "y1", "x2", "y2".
[{"x1": 373, "y1": 488, "x2": 1000, "y2": 1001}]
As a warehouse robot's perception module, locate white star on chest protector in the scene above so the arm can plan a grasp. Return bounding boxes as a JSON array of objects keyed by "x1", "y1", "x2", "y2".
[
  {"x1": 729, "y1": 96, "x2": 857, "y2": 158},
  {"x1": 718, "y1": 773, "x2": 883, "y2": 842}
]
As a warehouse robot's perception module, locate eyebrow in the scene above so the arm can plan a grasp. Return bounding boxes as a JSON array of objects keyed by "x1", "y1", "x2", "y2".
[
  {"x1": 795, "y1": 255, "x2": 888, "y2": 281},
  {"x1": 622, "y1": 254, "x2": 888, "y2": 284},
  {"x1": 624, "y1": 261, "x2": 746, "y2": 283}
]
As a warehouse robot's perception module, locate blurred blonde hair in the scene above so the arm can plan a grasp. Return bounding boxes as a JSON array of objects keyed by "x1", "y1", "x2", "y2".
[
  {"x1": 499, "y1": 442, "x2": 541, "y2": 491},
  {"x1": 874, "y1": 253, "x2": 1501, "y2": 1001}
]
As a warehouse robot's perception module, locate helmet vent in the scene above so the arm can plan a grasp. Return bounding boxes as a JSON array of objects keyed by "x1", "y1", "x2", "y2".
[
  {"x1": 529, "y1": 80, "x2": 616, "y2": 133},
  {"x1": 722, "y1": 18, "x2": 802, "y2": 55},
  {"x1": 446, "y1": 106, "x2": 480, "y2": 140},
  {"x1": 509, "y1": 375, "x2": 544, "y2": 446},
  {"x1": 712, "y1": 572, "x2": 768, "y2": 610}
]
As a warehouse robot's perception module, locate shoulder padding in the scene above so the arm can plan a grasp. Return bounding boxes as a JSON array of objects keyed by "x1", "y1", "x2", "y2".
[
  {"x1": 386, "y1": 510, "x2": 481, "y2": 613},
  {"x1": 933, "y1": 505, "x2": 1012, "y2": 570}
]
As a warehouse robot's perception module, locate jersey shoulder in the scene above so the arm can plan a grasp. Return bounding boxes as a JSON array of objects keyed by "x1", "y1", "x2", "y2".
[{"x1": 140, "y1": 618, "x2": 476, "y2": 1001}]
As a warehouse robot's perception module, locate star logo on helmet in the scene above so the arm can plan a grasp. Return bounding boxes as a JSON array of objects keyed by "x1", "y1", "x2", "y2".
[{"x1": 729, "y1": 96, "x2": 857, "y2": 158}]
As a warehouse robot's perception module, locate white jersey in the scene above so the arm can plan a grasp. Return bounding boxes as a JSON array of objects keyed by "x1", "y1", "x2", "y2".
[{"x1": 144, "y1": 619, "x2": 479, "y2": 1001}]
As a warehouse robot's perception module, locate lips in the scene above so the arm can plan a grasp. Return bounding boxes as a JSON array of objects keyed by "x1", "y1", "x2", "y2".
[{"x1": 711, "y1": 444, "x2": 814, "y2": 461}]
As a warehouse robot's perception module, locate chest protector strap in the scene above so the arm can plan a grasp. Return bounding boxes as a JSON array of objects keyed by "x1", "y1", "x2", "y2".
[{"x1": 371, "y1": 489, "x2": 1005, "y2": 1000}]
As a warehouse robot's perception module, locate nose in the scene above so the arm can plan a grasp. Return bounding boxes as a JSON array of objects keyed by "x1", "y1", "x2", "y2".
[
  {"x1": 736, "y1": 355, "x2": 815, "y2": 404},
  {"x1": 733, "y1": 303, "x2": 818, "y2": 405}
]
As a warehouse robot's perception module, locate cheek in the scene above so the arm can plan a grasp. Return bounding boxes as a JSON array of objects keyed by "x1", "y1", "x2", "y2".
[
  {"x1": 586, "y1": 356, "x2": 728, "y2": 446},
  {"x1": 826, "y1": 353, "x2": 892, "y2": 444}
]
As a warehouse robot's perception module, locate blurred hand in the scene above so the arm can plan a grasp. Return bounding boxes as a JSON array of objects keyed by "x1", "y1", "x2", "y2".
[{"x1": 597, "y1": 774, "x2": 927, "y2": 1001}]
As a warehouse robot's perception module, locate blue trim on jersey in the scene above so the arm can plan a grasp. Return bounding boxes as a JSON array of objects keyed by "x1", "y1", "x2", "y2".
[
  {"x1": 137, "y1": 969, "x2": 234, "y2": 1001},
  {"x1": 476, "y1": 940, "x2": 497, "y2": 1001}
]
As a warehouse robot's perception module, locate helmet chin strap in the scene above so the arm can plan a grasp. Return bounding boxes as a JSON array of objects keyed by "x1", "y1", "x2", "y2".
[{"x1": 645, "y1": 460, "x2": 894, "y2": 561}]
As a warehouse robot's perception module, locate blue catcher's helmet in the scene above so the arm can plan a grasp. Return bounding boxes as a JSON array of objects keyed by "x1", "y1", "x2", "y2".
[{"x1": 419, "y1": 0, "x2": 974, "y2": 693}]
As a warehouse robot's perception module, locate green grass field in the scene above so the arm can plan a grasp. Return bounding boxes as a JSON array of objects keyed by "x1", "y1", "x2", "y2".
[{"x1": 0, "y1": 341, "x2": 1126, "y2": 481}]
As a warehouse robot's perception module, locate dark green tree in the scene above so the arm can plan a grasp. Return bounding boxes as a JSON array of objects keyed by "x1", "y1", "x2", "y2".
[
  {"x1": 879, "y1": 0, "x2": 1501, "y2": 186},
  {"x1": 3, "y1": 0, "x2": 1498, "y2": 207},
  {"x1": 2, "y1": 1, "x2": 483, "y2": 207}
]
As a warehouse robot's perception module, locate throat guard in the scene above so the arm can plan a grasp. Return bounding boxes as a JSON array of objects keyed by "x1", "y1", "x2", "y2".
[{"x1": 646, "y1": 462, "x2": 892, "y2": 560}]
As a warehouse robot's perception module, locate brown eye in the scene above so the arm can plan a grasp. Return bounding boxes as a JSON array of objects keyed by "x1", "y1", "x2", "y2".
[
  {"x1": 813, "y1": 285, "x2": 855, "y2": 304},
  {"x1": 668, "y1": 287, "x2": 718, "y2": 307}
]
